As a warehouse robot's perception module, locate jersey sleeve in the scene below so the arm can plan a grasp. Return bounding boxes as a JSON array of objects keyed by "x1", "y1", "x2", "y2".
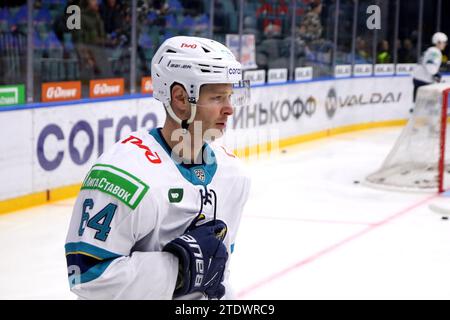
[
  {"x1": 423, "y1": 48, "x2": 442, "y2": 76},
  {"x1": 64, "y1": 163, "x2": 178, "y2": 299},
  {"x1": 221, "y1": 166, "x2": 252, "y2": 300}
]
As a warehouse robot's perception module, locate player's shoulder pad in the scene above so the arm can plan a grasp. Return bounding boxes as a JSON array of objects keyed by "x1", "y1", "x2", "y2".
[
  {"x1": 210, "y1": 143, "x2": 249, "y2": 176},
  {"x1": 426, "y1": 47, "x2": 442, "y2": 57},
  {"x1": 80, "y1": 161, "x2": 150, "y2": 210},
  {"x1": 107, "y1": 129, "x2": 163, "y2": 165},
  {"x1": 211, "y1": 143, "x2": 240, "y2": 162},
  {"x1": 80, "y1": 129, "x2": 162, "y2": 210},
  {"x1": 215, "y1": 144, "x2": 238, "y2": 159}
]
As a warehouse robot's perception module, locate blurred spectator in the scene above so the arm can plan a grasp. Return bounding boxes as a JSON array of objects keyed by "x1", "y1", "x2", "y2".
[
  {"x1": 243, "y1": 16, "x2": 260, "y2": 43},
  {"x1": 263, "y1": 21, "x2": 282, "y2": 39},
  {"x1": 398, "y1": 38, "x2": 416, "y2": 63},
  {"x1": 256, "y1": 0, "x2": 273, "y2": 16},
  {"x1": 179, "y1": 0, "x2": 204, "y2": 17},
  {"x1": 441, "y1": 53, "x2": 450, "y2": 72},
  {"x1": 149, "y1": 0, "x2": 170, "y2": 29},
  {"x1": 212, "y1": 1, "x2": 227, "y2": 36},
  {"x1": 256, "y1": 0, "x2": 283, "y2": 36},
  {"x1": 298, "y1": 0, "x2": 323, "y2": 44},
  {"x1": 376, "y1": 40, "x2": 391, "y2": 63},
  {"x1": 276, "y1": 0, "x2": 289, "y2": 16},
  {"x1": 73, "y1": 0, "x2": 107, "y2": 77},
  {"x1": 100, "y1": 0, "x2": 124, "y2": 46},
  {"x1": 355, "y1": 37, "x2": 370, "y2": 63},
  {"x1": 73, "y1": 0, "x2": 105, "y2": 46},
  {"x1": 0, "y1": 18, "x2": 26, "y2": 84}
]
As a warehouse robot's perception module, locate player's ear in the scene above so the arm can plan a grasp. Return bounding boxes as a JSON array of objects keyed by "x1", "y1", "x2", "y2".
[{"x1": 170, "y1": 84, "x2": 190, "y2": 116}]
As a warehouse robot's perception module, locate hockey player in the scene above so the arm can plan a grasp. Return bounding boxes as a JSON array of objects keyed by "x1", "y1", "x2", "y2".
[
  {"x1": 65, "y1": 36, "x2": 251, "y2": 299},
  {"x1": 412, "y1": 32, "x2": 448, "y2": 103}
]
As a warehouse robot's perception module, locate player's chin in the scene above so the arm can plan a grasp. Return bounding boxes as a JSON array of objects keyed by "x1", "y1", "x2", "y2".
[{"x1": 204, "y1": 125, "x2": 226, "y2": 140}]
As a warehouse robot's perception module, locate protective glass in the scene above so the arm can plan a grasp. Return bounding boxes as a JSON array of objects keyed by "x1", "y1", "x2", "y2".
[
  {"x1": 196, "y1": 80, "x2": 250, "y2": 109},
  {"x1": 231, "y1": 80, "x2": 251, "y2": 109}
]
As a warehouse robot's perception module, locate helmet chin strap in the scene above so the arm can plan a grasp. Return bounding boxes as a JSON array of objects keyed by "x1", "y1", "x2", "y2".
[{"x1": 165, "y1": 101, "x2": 197, "y2": 134}]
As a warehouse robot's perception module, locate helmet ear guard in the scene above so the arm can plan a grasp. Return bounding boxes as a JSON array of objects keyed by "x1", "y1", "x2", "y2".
[{"x1": 166, "y1": 82, "x2": 197, "y2": 131}]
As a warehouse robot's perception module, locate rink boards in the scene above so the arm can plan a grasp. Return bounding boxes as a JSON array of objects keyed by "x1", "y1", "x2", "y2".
[{"x1": 0, "y1": 75, "x2": 425, "y2": 211}]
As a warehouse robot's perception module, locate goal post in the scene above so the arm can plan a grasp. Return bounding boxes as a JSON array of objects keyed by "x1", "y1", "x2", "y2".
[
  {"x1": 438, "y1": 86, "x2": 450, "y2": 193},
  {"x1": 366, "y1": 83, "x2": 450, "y2": 193}
]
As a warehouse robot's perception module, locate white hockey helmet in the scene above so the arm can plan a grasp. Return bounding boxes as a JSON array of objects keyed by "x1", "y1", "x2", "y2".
[
  {"x1": 432, "y1": 32, "x2": 448, "y2": 45},
  {"x1": 151, "y1": 36, "x2": 249, "y2": 129}
]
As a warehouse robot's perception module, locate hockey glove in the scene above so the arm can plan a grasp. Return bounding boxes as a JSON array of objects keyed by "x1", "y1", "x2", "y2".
[
  {"x1": 163, "y1": 218, "x2": 228, "y2": 299},
  {"x1": 433, "y1": 73, "x2": 442, "y2": 83}
]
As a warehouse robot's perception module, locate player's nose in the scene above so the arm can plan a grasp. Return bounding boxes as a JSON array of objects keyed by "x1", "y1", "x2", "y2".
[{"x1": 222, "y1": 98, "x2": 233, "y2": 116}]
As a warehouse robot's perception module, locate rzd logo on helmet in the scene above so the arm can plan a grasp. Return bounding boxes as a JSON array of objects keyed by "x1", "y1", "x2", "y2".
[{"x1": 181, "y1": 43, "x2": 197, "y2": 49}]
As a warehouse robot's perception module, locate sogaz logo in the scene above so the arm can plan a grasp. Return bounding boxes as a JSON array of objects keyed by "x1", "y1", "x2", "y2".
[
  {"x1": 228, "y1": 68, "x2": 241, "y2": 75},
  {"x1": 36, "y1": 113, "x2": 159, "y2": 171}
]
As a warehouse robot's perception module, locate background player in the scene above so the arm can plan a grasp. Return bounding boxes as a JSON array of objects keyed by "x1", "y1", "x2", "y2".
[{"x1": 412, "y1": 32, "x2": 448, "y2": 104}]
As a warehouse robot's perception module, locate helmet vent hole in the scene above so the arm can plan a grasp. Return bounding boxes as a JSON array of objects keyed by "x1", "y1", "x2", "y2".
[
  {"x1": 201, "y1": 69, "x2": 211, "y2": 73},
  {"x1": 202, "y1": 47, "x2": 210, "y2": 53},
  {"x1": 166, "y1": 49, "x2": 177, "y2": 53}
]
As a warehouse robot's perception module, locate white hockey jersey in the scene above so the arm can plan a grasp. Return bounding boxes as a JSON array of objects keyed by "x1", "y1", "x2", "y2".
[
  {"x1": 413, "y1": 46, "x2": 442, "y2": 83},
  {"x1": 65, "y1": 127, "x2": 251, "y2": 299}
]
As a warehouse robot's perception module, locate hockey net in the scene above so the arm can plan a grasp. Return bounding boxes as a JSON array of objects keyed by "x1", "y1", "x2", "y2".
[{"x1": 366, "y1": 83, "x2": 450, "y2": 192}]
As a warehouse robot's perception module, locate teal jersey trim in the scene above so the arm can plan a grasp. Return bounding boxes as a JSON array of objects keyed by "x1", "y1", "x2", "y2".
[
  {"x1": 75, "y1": 259, "x2": 114, "y2": 285},
  {"x1": 65, "y1": 242, "x2": 122, "y2": 287},
  {"x1": 149, "y1": 128, "x2": 217, "y2": 186},
  {"x1": 65, "y1": 241, "x2": 121, "y2": 260},
  {"x1": 68, "y1": 259, "x2": 116, "y2": 288}
]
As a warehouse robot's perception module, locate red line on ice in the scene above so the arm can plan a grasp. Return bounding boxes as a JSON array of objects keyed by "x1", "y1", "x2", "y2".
[
  {"x1": 237, "y1": 193, "x2": 439, "y2": 298},
  {"x1": 245, "y1": 214, "x2": 375, "y2": 226}
]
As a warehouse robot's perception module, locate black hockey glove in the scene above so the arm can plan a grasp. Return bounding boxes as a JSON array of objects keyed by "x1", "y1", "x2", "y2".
[
  {"x1": 163, "y1": 218, "x2": 228, "y2": 299},
  {"x1": 433, "y1": 73, "x2": 442, "y2": 83}
]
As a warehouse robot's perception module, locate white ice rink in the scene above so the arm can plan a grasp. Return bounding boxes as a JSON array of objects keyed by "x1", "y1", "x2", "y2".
[{"x1": 1, "y1": 126, "x2": 450, "y2": 300}]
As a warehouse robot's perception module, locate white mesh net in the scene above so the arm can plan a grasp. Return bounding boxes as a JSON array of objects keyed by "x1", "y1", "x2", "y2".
[{"x1": 366, "y1": 83, "x2": 450, "y2": 191}]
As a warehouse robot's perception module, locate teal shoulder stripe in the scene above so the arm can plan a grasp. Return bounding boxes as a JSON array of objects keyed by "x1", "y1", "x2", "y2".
[{"x1": 65, "y1": 242, "x2": 121, "y2": 260}]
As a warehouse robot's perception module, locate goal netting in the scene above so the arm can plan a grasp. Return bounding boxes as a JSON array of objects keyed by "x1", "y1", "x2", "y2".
[{"x1": 366, "y1": 83, "x2": 450, "y2": 192}]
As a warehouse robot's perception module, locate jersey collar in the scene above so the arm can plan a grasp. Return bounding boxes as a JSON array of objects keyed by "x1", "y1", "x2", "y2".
[{"x1": 148, "y1": 128, "x2": 217, "y2": 186}]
